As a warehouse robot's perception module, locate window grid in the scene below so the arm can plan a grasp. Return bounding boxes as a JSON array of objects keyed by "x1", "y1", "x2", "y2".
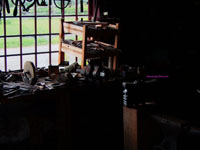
[{"x1": 0, "y1": 0, "x2": 89, "y2": 71}]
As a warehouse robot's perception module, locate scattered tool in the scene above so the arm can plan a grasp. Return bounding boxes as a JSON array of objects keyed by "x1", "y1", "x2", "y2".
[
  {"x1": 64, "y1": 62, "x2": 80, "y2": 73},
  {"x1": 22, "y1": 61, "x2": 37, "y2": 85}
]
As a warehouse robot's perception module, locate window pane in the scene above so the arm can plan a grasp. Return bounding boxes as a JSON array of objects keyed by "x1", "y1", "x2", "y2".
[
  {"x1": 37, "y1": 6, "x2": 49, "y2": 16},
  {"x1": 37, "y1": 36, "x2": 49, "y2": 50},
  {"x1": 64, "y1": 34, "x2": 76, "y2": 41},
  {"x1": 6, "y1": 18, "x2": 19, "y2": 36},
  {"x1": 1, "y1": 0, "x2": 88, "y2": 71},
  {"x1": 6, "y1": 37, "x2": 20, "y2": 48},
  {"x1": 23, "y1": 55, "x2": 35, "y2": 69},
  {"x1": 22, "y1": 36, "x2": 35, "y2": 48},
  {"x1": 51, "y1": 17, "x2": 60, "y2": 33},
  {"x1": 52, "y1": 35, "x2": 59, "y2": 45},
  {"x1": 51, "y1": 3, "x2": 61, "y2": 15},
  {"x1": 0, "y1": 57, "x2": 5, "y2": 71},
  {"x1": 7, "y1": 56, "x2": 20, "y2": 71},
  {"x1": 66, "y1": 52, "x2": 80, "y2": 65},
  {"x1": 65, "y1": 17, "x2": 76, "y2": 21},
  {"x1": 0, "y1": 38, "x2": 4, "y2": 55},
  {"x1": 0, "y1": 20, "x2": 3, "y2": 36},
  {"x1": 21, "y1": 1, "x2": 35, "y2": 16},
  {"x1": 37, "y1": 17, "x2": 49, "y2": 34},
  {"x1": 37, "y1": 53, "x2": 49, "y2": 68},
  {"x1": 65, "y1": 5, "x2": 75, "y2": 15},
  {"x1": 22, "y1": 18, "x2": 35, "y2": 35},
  {"x1": 51, "y1": 52, "x2": 58, "y2": 65},
  {"x1": 22, "y1": 36, "x2": 35, "y2": 54}
]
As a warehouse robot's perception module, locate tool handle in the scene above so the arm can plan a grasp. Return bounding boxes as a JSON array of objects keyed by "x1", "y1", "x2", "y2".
[
  {"x1": 13, "y1": 0, "x2": 18, "y2": 16},
  {"x1": 0, "y1": 0, "x2": 2, "y2": 13},
  {"x1": 5, "y1": 0, "x2": 10, "y2": 13},
  {"x1": 80, "y1": 0, "x2": 83, "y2": 13},
  {"x1": 0, "y1": 0, "x2": 2, "y2": 8}
]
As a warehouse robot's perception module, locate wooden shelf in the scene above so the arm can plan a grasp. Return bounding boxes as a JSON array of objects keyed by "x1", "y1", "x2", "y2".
[
  {"x1": 62, "y1": 43, "x2": 82, "y2": 57},
  {"x1": 59, "y1": 19, "x2": 120, "y2": 70},
  {"x1": 63, "y1": 21, "x2": 119, "y2": 37},
  {"x1": 61, "y1": 40, "x2": 120, "y2": 59}
]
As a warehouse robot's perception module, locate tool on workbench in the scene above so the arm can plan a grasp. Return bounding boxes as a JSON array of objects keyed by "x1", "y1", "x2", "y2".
[
  {"x1": 22, "y1": 61, "x2": 37, "y2": 85},
  {"x1": 64, "y1": 62, "x2": 80, "y2": 73},
  {"x1": 48, "y1": 65, "x2": 59, "y2": 80}
]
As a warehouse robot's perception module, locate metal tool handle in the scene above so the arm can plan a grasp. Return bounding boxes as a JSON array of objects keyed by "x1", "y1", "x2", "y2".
[
  {"x1": 80, "y1": 0, "x2": 83, "y2": 13},
  {"x1": 5, "y1": 0, "x2": 10, "y2": 13},
  {"x1": 13, "y1": 0, "x2": 19, "y2": 16}
]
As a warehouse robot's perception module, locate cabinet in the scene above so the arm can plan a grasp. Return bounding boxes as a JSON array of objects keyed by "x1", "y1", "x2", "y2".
[{"x1": 58, "y1": 19, "x2": 120, "y2": 70}]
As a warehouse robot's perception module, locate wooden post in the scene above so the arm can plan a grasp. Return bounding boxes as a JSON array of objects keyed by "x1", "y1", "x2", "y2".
[
  {"x1": 58, "y1": 18, "x2": 65, "y2": 65},
  {"x1": 123, "y1": 106, "x2": 161, "y2": 150},
  {"x1": 123, "y1": 107, "x2": 138, "y2": 150},
  {"x1": 81, "y1": 25, "x2": 87, "y2": 69},
  {"x1": 113, "y1": 23, "x2": 120, "y2": 71}
]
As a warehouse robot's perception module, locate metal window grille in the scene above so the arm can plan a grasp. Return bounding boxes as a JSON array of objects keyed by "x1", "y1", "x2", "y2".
[{"x1": 0, "y1": 0, "x2": 89, "y2": 71}]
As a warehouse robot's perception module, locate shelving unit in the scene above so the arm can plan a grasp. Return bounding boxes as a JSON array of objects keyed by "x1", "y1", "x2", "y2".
[{"x1": 58, "y1": 19, "x2": 120, "y2": 70}]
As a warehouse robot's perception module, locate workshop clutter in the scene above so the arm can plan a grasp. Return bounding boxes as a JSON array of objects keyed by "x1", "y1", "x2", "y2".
[
  {"x1": 0, "y1": 59, "x2": 120, "y2": 99},
  {"x1": 0, "y1": 60, "x2": 156, "y2": 100}
]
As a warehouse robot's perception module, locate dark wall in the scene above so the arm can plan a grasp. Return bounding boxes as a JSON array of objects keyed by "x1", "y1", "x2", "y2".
[{"x1": 99, "y1": 1, "x2": 200, "y2": 76}]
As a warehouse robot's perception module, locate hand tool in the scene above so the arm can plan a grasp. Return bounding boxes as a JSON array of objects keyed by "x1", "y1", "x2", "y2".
[
  {"x1": 80, "y1": 0, "x2": 83, "y2": 13},
  {"x1": 5, "y1": 0, "x2": 10, "y2": 13},
  {"x1": 13, "y1": 0, "x2": 19, "y2": 16}
]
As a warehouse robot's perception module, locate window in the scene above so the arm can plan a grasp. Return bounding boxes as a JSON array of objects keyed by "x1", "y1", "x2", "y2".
[{"x1": 0, "y1": 0, "x2": 89, "y2": 71}]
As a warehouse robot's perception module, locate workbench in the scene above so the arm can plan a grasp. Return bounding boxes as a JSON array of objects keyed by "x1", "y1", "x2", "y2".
[
  {"x1": 0, "y1": 80, "x2": 76, "y2": 150},
  {"x1": 0, "y1": 77, "x2": 124, "y2": 150}
]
